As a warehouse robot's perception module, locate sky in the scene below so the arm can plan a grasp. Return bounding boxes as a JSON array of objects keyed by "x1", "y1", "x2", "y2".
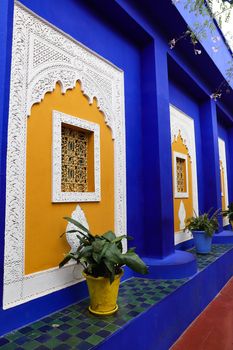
[{"x1": 212, "y1": 0, "x2": 233, "y2": 51}]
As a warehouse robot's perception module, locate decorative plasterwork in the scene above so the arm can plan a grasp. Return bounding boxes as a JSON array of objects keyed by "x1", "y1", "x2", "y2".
[
  {"x1": 178, "y1": 200, "x2": 186, "y2": 230},
  {"x1": 52, "y1": 111, "x2": 100, "y2": 202},
  {"x1": 170, "y1": 104, "x2": 199, "y2": 245},
  {"x1": 218, "y1": 138, "x2": 229, "y2": 226},
  {"x1": 3, "y1": 2, "x2": 126, "y2": 309},
  {"x1": 66, "y1": 205, "x2": 89, "y2": 253}
]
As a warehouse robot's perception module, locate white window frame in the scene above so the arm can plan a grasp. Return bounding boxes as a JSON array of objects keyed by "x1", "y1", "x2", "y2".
[
  {"x1": 173, "y1": 151, "x2": 189, "y2": 198},
  {"x1": 52, "y1": 110, "x2": 101, "y2": 202}
]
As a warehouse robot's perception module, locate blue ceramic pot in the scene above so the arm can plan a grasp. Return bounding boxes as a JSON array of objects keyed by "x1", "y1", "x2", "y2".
[{"x1": 192, "y1": 230, "x2": 212, "y2": 254}]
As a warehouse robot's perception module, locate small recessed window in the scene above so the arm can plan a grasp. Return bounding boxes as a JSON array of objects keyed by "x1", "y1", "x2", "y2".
[
  {"x1": 176, "y1": 157, "x2": 187, "y2": 193},
  {"x1": 174, "y1": 152, "x2": 189, "y2": 198},
  {"x1": 52, "y1": 110, "x2": 100, "y2": 202},
  {"x1": 61, "y1": 125, "x2": 88, "y2": 193}
]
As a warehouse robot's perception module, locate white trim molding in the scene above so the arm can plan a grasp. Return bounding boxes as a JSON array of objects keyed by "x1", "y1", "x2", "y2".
[
  {"x1": 173, "y1": 151, "x2": 189, "y2": 199},
  {"x1": 52, "y1": 111, "x2": 100, "y2": 202},
  {"x1": 218, "y1": 138, "x2": 229, "y2": 226},
  {"x1": 3, "y1": 2, "x2": 126, "y2": 309},
  {"x1": 170, "y1": 104, "x2": 199, "y2": 245}
]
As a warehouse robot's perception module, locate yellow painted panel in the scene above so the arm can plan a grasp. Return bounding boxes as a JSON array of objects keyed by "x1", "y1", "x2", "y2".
[
  {"x1": 25, "y1": 82, "x2": 114, "y2": 274},
  {"x1": 172, "y1": 134, "x2": 193, "y2": 232},
  {"x1": 220, "y1": 161, "x2": 226, "y2": 211}
]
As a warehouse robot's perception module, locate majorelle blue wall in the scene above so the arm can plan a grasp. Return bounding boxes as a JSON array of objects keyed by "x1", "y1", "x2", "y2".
[
  {"x1": 0, "y1": 0, "x2": 233, "y2": 335},
  {"x1": 218, "y1": 111, "x2": 233, "y2": 205},
  {"x1": 169, "y1": 80, "x2": 205, "y2": 212}
]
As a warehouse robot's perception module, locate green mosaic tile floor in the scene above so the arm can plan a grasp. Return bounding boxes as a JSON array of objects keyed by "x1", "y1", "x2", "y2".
[
  {"x1": 190, "y1": 243, "x2": 233, "y2": 271},
  {"x1": 1, "y1": 244, "x2": 233, "y2": 350}
]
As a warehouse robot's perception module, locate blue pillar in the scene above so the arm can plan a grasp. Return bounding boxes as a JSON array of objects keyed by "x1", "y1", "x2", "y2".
[
  {"x1": 141, "y1": 38, "x2": 174, "y2": 258},
  {"x1": 199, "y1": 98, "x2": 222, "y2": 230},
  {"x1": 138, "y1": 38, "x2": 197, "y2": 278},
  {"x1": 0, "y1": 0, "x2": 14, "y2": 306}
]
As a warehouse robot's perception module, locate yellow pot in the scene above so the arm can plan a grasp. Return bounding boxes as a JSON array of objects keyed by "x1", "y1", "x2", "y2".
[{"x1": 83, "y1": 270, "x2": 123, "y2": 316}]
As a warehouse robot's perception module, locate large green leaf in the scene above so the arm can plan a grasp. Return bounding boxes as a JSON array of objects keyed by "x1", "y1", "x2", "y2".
[
  {"x1": 60, "y1": 229, "x2": 78, "y2": 238},
  {"x1": 122, "y1": 251, "x2": 148, "y2": 275},
  {"x1": 102, "y1": 231, "x2": 116, "y2": 242},
  {"x1": 103, "y1": 259, "x2": 116, "y2": 284},
  {"x1": 78, "y1": 246, "x2": 93, "y2": 259},
  {"x1": 59, "y1": 253, "x2": 74, "y2": 268},
  {"x1": 92, "y1": 240, "x2": 109, "y2": 264},
  {"x1": 104, "y1": 243, "x2": 123, "y2": 265},
  {"x1": 64, "y1": 217, "x2": 92, "y2": 236},
  {"x1": 99, "y1": 242, "x2": 110, "y2": 260},
  {"x1": 76, "y1": 235, "x2": 90, "y2": 245},
  {"x1": 92, "y1": 239, "x2": 106, "y2": 253},
  {"x1": 112, "y1": 235, "x2": 127, "y2": 243}
]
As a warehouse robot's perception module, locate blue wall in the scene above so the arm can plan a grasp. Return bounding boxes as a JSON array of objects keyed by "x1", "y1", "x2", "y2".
[
  {"x1": 218, "y1": 116, "x2": 233, "y2": 203},
  {"x1": 169, "y1": 79, "x2": 204, "y2": 213}
]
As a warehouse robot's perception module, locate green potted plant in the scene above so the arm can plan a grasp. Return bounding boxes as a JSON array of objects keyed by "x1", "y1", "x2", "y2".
[
  {"x1": 184, "y1": 210, "x2": 219, "y2": 254},
  {"x1": 221, "y1": 202, "x2": 233, "y2": 229},
  {"x1": 59, "y1": 217, "x2": 148, "y2": 315}
]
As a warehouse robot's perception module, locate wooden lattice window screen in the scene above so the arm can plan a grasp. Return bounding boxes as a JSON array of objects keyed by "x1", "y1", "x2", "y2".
[
  {"x1": 176, "y1": 157, "x2": 186, "y2": 193},
  {"x1": 61, "y1": 125, "x2": 88, "y2": 192}
]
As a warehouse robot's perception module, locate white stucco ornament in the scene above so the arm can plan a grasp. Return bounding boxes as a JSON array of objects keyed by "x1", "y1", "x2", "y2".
[
  {"x1": 170, "y1": 104, "x2": 198, "y2": 245},
  {"x1": 66, "y1": 205, "x2": 89, "y2": 253},
  {"x1": 178, "y1": 200, "x2": 186, "y2": 230}
]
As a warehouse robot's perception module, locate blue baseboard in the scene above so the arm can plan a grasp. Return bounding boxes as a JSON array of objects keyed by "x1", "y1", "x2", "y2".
[
  {"x1": 213, "y1": 230, "x2": 233, "y2": 244},
  {"x1": 175, "y1": 238, "x2": 194, "y2": 250}
]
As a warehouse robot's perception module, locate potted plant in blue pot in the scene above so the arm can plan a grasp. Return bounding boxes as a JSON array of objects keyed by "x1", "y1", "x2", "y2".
[
  {"x1": 222, "y1": 202, "x2": 233, "y2": 229},
  {"x1": 184, "y1": 210, "x2": 219, "y2": 254}
]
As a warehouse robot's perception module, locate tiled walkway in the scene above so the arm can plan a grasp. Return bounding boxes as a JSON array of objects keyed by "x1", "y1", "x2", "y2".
[
  {"x1": 1, "y1": 244, "x2": 233, "y2": 350},
  {"x1": 171, "y1": 276, "x2": 233, "y2": 350}
]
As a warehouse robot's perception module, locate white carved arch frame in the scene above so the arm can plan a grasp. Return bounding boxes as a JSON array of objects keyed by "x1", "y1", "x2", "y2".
[
  {"x1": 218, "y1": 138, "x2": 229, "y2": 226},
  {"x1": 170, "y1": 104, "x2": 199, "y2": 245},
  {"x1": 3, "y1": 2, "x2": 126, "y2": 309}
]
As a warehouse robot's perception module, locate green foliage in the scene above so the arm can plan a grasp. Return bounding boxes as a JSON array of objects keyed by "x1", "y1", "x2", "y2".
[
  {"x1": 170, "y1": 0, "x2": 233, "y2": 99},
  {"x1": 184, "y1": 209, "x2": 220, "y2": 237},
  {"x1": 221, "y1": 202, "x2": 233, "y2": 221},
  {"x1": 59, "y1": 218, "x2": 148, "y2": 283}
]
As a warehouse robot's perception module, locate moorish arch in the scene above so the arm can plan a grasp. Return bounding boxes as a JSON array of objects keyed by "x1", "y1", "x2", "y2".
[
  {"x1": 3, "y1": 2, "x2": 125, "y2": 309},
  {"x1": 170, "y1": 105, "x2": 199, "y2": 245}
]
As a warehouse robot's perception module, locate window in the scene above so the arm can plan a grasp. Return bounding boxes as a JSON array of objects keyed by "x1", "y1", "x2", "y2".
[
  {"x1": 61, "y1": 125, "x2": 88, "y2": 193},
  {"x1": 173, "y1": 152, "x2": 189, "y2": 198},
  {"x1": 176, "y1": 157, "x2": 186, "y2": 193},
  {"x1": 52, "y1": 110, "x2": 100, "y2": 202}
]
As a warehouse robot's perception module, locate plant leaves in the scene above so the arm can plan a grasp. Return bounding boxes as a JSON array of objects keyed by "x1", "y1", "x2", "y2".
[
  {"x1": 103, "y1": 259, "x2": 115, "y2": 284},
  {"x1": 59, "y1": 254, "x2": 74, "y2": 268},
  {"x1": 104, "y1": 243, "x2": 123, "y2": 265},
  {"x1": 64, "y1": 217, "x2": 92, "y2": 236},
  {"x1": 122, "y1": 250, "x2": 148, "y2": 275},
  {"x1": 112, "y1": 235, "x2": 127, "y2": 243},
  {"x1": 102, "y1": 231, "x2": 116, "y2": 241}
]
